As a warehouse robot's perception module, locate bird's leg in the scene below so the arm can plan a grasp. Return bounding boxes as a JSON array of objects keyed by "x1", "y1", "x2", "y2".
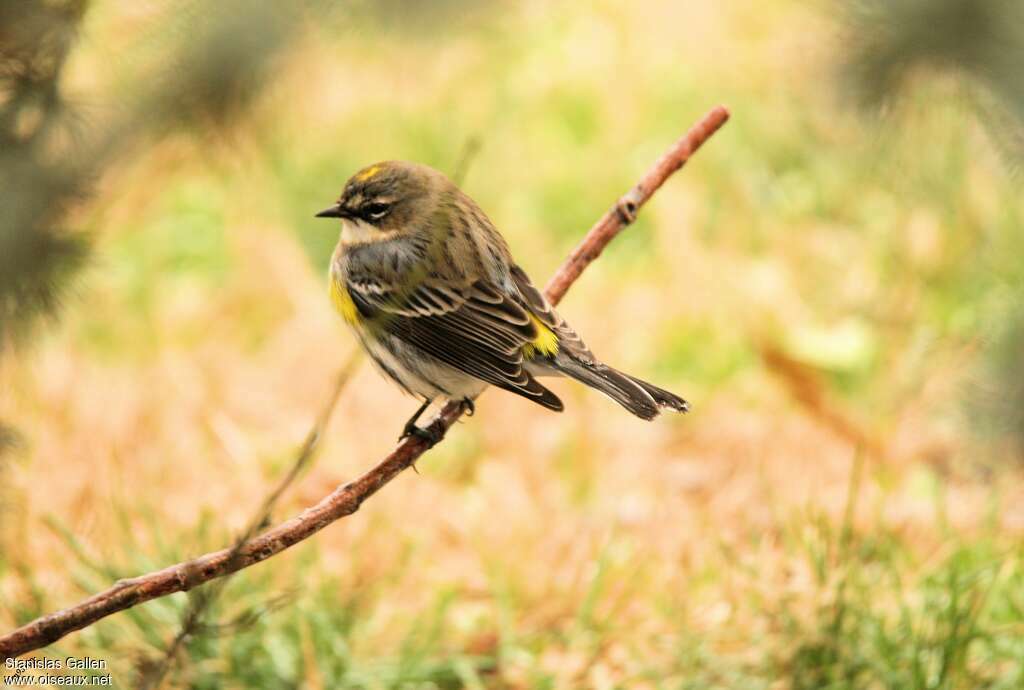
[
  {"x1": 460, "y1": 397, "x2": 475, "y2": 417},
  {"x1": 400, "y1": 398, "x2": 432, "y2": 438},
  {"x1": 399, "y1": 398, "x2": 441, "y2": 446}
]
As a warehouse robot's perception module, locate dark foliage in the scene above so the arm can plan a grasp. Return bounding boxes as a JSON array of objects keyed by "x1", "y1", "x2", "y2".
[
  {"x1": 841, "y1": 1, "x2": 1024, "y2": 457},
  {"x1": 0, "y1": 0, "x2": 306, "y2": 348},
  {"x1": 0, "y1": 0, "x2": 92, "y2": 346},
  {"x1": 840, "y1": 0, "x2": 1024, "y2": 162}
]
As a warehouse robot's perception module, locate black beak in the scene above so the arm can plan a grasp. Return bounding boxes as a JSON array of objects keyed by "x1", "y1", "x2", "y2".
[{"x1": 315, "y1": 204, "x2": 344, "y2": 219}]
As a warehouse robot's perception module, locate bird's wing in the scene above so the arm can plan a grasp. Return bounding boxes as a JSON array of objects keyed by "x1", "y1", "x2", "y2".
[
  {"x1": 508, "y1": 264, "x2": 595, "y2": 365},
  {"x1": 345, "y1": 275, "x2": 564, "y2": 410}
]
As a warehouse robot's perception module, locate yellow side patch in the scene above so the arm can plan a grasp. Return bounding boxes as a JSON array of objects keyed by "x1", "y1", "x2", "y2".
[
  {"x1": 329, "y1": 279, "x2": 360, "y2": 326},
  {"x1": 355, "y1": 164, "x2": 382, "y2": 182},
  {"x1": 523, "y1": 314, "x2": 559, "y2": 359}
]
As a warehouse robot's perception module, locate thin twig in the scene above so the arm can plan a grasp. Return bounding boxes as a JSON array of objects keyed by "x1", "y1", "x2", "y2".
[
  {"x1": 137, "y1": 353, "x2": 362, "y2": 689},
  {"x1": 0, "y1": 105, "x2": 730, "y2": 661},
  {"x1": 543, "y1": 106, "x2": 729, "y2": 305}
]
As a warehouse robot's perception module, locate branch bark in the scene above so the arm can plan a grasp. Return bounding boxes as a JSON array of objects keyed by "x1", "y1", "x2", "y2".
[{"x1": 0, "y1": 105, "x2": 730, "y2": 661}]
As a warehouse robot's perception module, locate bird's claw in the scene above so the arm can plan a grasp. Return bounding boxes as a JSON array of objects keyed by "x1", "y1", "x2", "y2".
[
  {"x1": 460, "y1": 397, "x2": 475, "y2": 416},
  {"x1": 400, "y1": 422, "x2": 442, "y2": 447}
]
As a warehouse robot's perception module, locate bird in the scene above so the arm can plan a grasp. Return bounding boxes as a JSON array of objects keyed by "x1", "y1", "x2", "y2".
[{"x1": 315, "y1": 160, "x2": 689, "y2": 444}]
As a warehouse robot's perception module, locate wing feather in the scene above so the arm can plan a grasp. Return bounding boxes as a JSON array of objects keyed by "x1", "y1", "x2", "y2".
[
  {"x1": 509, "y1": 265, "x2": 594, "y2": 363},
  {"x1": 345, "y1": 276, "x2": 562, "y2": 408}
]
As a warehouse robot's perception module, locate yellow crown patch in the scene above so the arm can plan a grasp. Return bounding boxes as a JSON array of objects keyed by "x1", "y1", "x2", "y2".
[{"x1": 355, "y1": 164, "x2": 382, "y2": 182}]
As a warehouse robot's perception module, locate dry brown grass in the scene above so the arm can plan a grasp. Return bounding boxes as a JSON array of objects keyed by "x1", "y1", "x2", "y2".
[{"x1": 4, "y1": 1, "x2": 1024, "y2": 686}]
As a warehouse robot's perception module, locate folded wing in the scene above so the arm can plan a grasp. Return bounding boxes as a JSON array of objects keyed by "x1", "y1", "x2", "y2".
[{"x1": 346, "y1": 276, "x2": 564, "y2": 411}]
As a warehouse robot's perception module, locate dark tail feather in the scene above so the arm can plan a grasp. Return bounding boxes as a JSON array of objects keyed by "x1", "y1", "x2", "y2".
[
  {"x1": 530, "y1": 382, "x2": 565, "y2": 412},
  {"x1": 560, "y1": 361, "x2": 687, "y2": 420},
  {"x1": 623, "y1": 374, "x2": 690, "y2": 413},
  {"x1": 500, "y1": 373, "x2": 564, "y2": 412}
]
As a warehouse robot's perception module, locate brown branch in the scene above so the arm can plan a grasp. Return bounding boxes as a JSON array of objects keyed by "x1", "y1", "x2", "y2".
[
  {"x1": 544, "y1": 105, "x2": 730, "y2": 304},
  {"x1": 137, "y1": 352, "x2": 364, "y2": 689},
  {"x1": 0, "y1": 105, "x2": 730, "y2": 661}
]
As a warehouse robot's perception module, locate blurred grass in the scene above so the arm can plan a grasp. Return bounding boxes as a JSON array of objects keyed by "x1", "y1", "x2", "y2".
[{"x1": 3, "y1": 0, "x2": 1024, "y2": 687}]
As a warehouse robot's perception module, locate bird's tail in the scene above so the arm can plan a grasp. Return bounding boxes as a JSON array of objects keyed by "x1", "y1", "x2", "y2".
[{"x1": 557, "y1": 360, "x2": 689, "y2": 420}]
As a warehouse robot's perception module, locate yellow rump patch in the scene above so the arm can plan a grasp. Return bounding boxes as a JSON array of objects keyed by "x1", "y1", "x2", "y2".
[
  {"x1": 355, "y1": 164, "x2": 382, "y2": 182},
  {"x1": 329, "y1": 279, "x2": 360, "y2": 326},
  {"x1": 523, "y1": 314, "x2": 559, "y2": 359}
]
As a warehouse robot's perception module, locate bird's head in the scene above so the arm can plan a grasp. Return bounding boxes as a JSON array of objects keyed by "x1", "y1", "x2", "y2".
[{"x1": 315, "y1": 160, "x2": 444, "y2": 241}]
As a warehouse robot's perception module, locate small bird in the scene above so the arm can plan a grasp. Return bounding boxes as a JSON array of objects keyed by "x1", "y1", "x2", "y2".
[{"x1": 316, "y1": 160, "x2": 688, "y2": 444}]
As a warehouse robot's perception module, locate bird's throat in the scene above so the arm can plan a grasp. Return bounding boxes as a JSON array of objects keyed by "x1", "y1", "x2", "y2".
[{"x1": 340, "y1": 218, "x2": 399, "y2": 247}]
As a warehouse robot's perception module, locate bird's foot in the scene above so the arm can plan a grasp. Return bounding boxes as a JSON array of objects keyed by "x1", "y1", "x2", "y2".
[
  {"x1": 460, "y1": 397, "x2": 476, "y2": 417},
  {"x1": 400, "y1": 421, "x2": 442, "y2": 448},
  {"x1": 398, "y1": 398, "x2": 434, "y2": 444}
]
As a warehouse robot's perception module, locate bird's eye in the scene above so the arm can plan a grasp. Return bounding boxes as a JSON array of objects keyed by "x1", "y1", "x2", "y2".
[{"x1": 364, "y1": 202, "x2": 390, "y2": 221}]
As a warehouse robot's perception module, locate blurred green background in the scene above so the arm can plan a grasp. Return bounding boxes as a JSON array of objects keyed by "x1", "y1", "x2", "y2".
[{"x1": 2, "y1": 0, "x2": 1024, "y2": 687}]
